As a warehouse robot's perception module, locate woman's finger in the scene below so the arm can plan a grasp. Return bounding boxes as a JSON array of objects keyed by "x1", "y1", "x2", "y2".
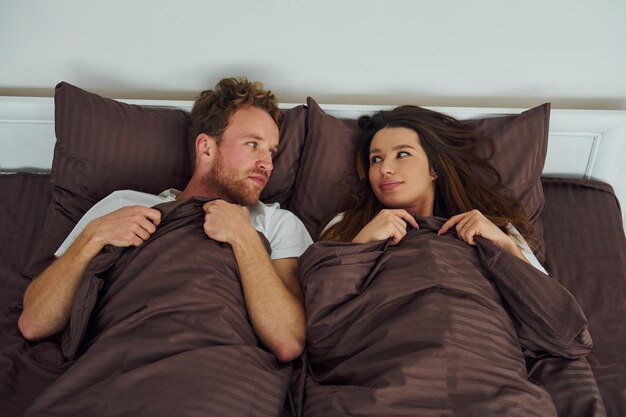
[
  {"x1": 389, "y1": 223, "x2": 407, "y2": 246},
  {"x1": 391, "y1": 215, "x2": 409, "y2": 232},
  {"x1": 438, "y1": 212, "x2": 468, "y2": 235},
  {"x1": 463, "y1": 223, "x2": 479, "y2": 245},
  {"x1": 394, "y1": 210, "x2": 419, "y2": 230},
  {"x1": 456, "y1": 217, "x2": 473, "y2": 239}
]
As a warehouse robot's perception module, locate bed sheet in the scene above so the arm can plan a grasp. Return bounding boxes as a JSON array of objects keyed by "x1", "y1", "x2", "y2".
[{"x1": 0, "y1": 174, "x2": 624, "y2": 416}]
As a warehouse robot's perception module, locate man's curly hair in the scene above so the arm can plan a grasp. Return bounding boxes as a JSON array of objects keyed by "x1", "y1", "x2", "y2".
[{"x1": 187, "y1": 77, "x2": 281, "y2": 169}]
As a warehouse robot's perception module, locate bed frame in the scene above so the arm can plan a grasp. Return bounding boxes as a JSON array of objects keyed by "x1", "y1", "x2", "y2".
[{"x1": 1, "y1": 96, "x2": 625, "y2": 232}]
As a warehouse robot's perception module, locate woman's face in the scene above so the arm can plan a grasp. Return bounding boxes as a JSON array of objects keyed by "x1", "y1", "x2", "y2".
[{"x1": 368, "y1": 127, "x2": 436, "y2": 216}]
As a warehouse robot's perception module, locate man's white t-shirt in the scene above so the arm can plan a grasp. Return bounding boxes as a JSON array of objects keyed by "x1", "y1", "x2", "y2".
[{"x1": 55, "y1": 190, "x2": 313, "y2": 260}]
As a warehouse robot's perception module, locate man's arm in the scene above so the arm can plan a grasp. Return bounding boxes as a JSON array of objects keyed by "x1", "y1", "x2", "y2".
[
  {"x1": 203, "y1": 200, "x2": 305, "y2": 363},
  {"x1": 18, "y1": 206, "x2": 161, "y2": 341}
]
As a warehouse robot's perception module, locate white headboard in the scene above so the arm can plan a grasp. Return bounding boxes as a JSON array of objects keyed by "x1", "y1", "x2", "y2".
[{"x1": 2, "y1": 96, "x2": 625, "y2": 231}]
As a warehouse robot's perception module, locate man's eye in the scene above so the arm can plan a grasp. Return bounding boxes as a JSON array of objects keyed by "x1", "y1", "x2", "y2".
[{"x1": 371, "y1": 156, "x2": 382, "y2": 164}]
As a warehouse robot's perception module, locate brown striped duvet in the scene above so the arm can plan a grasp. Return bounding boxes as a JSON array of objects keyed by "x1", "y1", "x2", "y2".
[
  {"x1": 300, "y1": 217, "x2": 605, "y2": 417},
  {"x1": 22, "y1": 197, "x2": 293, "y2": 417}
]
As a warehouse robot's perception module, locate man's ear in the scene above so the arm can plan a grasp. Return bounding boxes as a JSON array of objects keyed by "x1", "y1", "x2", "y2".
[{"x1": 195, "y1": 133, "x2": 217, "y2": 165}]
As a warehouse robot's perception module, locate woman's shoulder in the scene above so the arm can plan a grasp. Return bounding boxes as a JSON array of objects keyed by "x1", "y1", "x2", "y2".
[{"x1": 321, "y1": 212, "x2": 345, "y2": 235}]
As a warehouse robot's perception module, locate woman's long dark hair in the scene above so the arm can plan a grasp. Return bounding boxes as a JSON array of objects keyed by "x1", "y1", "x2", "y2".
[{"x1": 320, "y1": 105, "x2": 535, "y2": 246}]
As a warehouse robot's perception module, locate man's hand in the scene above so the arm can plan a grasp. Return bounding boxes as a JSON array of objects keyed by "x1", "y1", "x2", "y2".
[
  {"x1": 352, "y1": 209, "x2": 419, "y2": 246},
  {"x1": 86, "y1": 205, "x2": 161, "y2": 249},
  {"x1": 19, "y1": 205, "x2": 161, "y2": 341},
  {"x1": 202, "y1": 199, "x2": 306, "y2": 362},
  {"x1": 203, "y1": 200, "x2": 254, "y2": 245}
]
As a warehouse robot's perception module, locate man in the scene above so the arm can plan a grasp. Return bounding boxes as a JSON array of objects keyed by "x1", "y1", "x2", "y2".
[{"x1": 18, "y1": 77, "x2": 311, "y2": 363}]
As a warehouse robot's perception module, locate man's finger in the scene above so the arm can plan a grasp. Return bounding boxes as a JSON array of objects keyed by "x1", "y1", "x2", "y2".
[
  {"x1": 137, "y1": 217, "x2": 158, "y2": 235},
  {"x1": 142, "y1": 208, "x2": 162, "y2": 226},
  {"x1": 203, "y1": 200, "x2": 219, "y2": 212},
  {"x1": 132, "y1": 226, "x2": 151, "y2": 242}
]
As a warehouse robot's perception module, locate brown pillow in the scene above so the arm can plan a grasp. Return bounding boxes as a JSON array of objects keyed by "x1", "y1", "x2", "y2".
[
  {"x1": 291, "y1": 97, "x2": 550, "y2": 261},
  {"x1": 464, "y1": 105, "x2": 550, "y2": 226},
  {"x1": 23, "y1": 82, "x2": 306, "y2": 278},
  {"x1": 23, "y1": 82, "x2": 191, "y2": 278},
  {"x1": 260, "y1": 104, "x2": 308, "y2": 208},
  {"x1": 289, "y1": 99, "x2": 361, "y2": 238}
]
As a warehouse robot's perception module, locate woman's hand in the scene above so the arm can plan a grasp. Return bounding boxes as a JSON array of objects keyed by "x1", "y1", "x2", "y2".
[
  {"x1": 353, "y1": 209, "x2": 419, "y2": 246},
  {"x1": 438, "y1": 209, "x2": 524, "y2": 259}
]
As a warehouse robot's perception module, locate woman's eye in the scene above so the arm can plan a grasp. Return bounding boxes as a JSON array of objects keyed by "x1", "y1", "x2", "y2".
[
  {"x1": 371, "y1": 156, "x2": 382, "y2": 164},
  {"x1": 397, "y1": 151, "x2": 410, "y2": 158},
  {"x1": 247, "y1": 142, "x2": 258, "y2": 150}
]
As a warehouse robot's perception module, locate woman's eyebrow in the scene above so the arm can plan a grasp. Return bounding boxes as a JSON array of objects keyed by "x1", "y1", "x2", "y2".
[
  {"x1": 393, "y1": 144, "x2": 416, "y2": 151},
  {"x1": 369, "y1": 144, "x2": 416, "y2": 154}
]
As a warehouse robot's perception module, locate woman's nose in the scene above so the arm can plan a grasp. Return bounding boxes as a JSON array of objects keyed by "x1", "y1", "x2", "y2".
[{"x1": 380, "y1": 160, "x2": 395, "y2": 175}]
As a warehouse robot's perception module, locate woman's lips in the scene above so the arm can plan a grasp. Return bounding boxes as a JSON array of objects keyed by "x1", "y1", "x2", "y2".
[{"x1": 380, "y1": 181, "x2": 403, "y2": 191}]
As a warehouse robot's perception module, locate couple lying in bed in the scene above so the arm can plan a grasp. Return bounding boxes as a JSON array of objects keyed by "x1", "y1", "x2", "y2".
[{"x1": 16, "y1": 77, "x2": 590, "y2": 416}]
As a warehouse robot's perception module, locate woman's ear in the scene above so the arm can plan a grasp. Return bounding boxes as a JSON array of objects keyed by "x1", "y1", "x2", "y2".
[{"x1": 430, "y1": 169, "x2": 438, "y2": 180}]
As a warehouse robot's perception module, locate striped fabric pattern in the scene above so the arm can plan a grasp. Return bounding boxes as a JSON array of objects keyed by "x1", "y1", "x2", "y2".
[
  {"x1": 0, "y1": 173, "x2": 51, "y2": 307},
  {"x1": 23, "y1": 82, "x2": 191, "y2": 279},
  {"x1": 541, "y1": 178, "x2": 626, "y2": 417},
  {"x1": 300, "y1": 216, "x2": 597, "y2": 417},
  {"x1": 25, "y1": 198, "x2": 291, "y2": 417}
]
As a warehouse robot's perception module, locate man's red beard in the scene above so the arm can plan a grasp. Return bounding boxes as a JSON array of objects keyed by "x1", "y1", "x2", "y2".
[{"x1": 201, "y1": 148, "x2": 268, "y2": 206}]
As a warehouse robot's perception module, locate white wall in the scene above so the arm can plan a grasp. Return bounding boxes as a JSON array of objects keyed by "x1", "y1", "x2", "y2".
[
  {"x1": 1, "y1": 1, "x2": 626, "y2": 225},
  {"x1": 1, "y1": 0, "x2": 625, "y2": 109}
]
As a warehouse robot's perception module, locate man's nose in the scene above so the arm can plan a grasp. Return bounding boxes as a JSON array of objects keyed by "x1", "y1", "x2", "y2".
[{"x1": 257, "y1": 151, "x2": 273, "y2": 171}]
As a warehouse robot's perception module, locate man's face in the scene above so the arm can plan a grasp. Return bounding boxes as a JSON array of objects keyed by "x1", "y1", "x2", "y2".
[{"x1": 202, "y1": 106, "x2": 279, "y2": 206}]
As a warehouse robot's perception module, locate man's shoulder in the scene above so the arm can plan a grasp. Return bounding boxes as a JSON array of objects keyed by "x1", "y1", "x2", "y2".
[
  {"x1": 253, "y1": 201, "x2": 313, "y2": 255},
  {"x1": 250, "y1": 201, "x2": 277, "y2": 214},
  {"x1": 102, "y1": 189, "x2": 175, "y2": 206},
  {"x1": 88, "y1": 189, "x2": 173, "y2": 221},
  {"x1": 256, "y1": 201, "x2": 281, "y2": 211},
  {"x1": 254, "y1": 201, "x2": 301, "y2": 221}
]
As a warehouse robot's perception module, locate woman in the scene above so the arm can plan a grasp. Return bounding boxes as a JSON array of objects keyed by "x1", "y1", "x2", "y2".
[
  {"x1": 320, "y1": 105, "x2": 544, "y2": 271},
  {"x1": 302, "y1": 106, "x2": 592, "y2": 416}
]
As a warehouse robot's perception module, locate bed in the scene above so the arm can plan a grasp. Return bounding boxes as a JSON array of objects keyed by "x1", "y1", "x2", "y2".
[{"x1": 0, "y1": 82, "x2": 625, "y2": 416}]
